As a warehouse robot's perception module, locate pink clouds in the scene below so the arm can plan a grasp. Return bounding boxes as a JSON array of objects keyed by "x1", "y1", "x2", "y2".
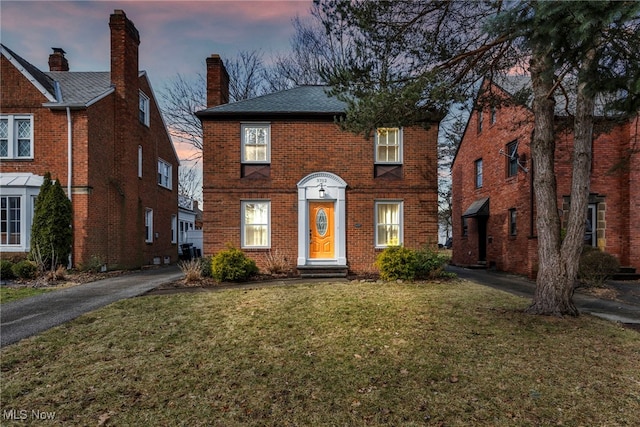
[{"x1": 1, "y1": 1, "x2": 312, "y2": 81}]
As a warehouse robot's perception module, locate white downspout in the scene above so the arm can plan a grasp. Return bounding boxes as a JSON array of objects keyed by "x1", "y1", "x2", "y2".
[{"x1": 66, "y1": 107, "x2": 72, "y2": 267}]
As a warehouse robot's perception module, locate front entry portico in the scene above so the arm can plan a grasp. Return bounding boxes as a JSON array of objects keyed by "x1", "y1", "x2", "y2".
[{"x1": 297, "y1": 172, "x2": 347, "y2": 268}]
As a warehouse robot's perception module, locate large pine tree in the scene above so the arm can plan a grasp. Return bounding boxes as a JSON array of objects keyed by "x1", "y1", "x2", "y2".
[{"x1": 310, "y1": 0, "x2": 640, "y2": 316}]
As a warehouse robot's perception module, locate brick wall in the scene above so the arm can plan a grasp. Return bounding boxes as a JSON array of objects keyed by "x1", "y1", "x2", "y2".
[
  {"x1": 202, "y1": 120, "x2": 439, "y2": 274},
  {"x1": 452, "y1": 80, "x2": 639, "y2": 276},
  {"x1": 1, "y1": 10, "x2": 178, "y2": 269}
]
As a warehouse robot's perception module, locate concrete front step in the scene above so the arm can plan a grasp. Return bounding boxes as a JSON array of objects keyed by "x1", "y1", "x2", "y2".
[
  {"x1": 297, "y1": 265, "x2": 349, "y2": 278},
  {"x1": 612, "y1": 266, "x2": 639, "y2": 281}
]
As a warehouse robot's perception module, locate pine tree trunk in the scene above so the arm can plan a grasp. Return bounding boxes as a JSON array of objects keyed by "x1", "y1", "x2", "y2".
[{"x1": 526, "y1": 50, "x2": 579, "y2": 316}]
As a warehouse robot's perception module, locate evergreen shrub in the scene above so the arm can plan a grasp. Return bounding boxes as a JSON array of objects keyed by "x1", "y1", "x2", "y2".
[
  {"x1": 30, "y1": 173, "x2": 73, "y2": 269},
  {"x1": 578, "y1": 246, "x2": 620, "y2": 287},
  {"x1": 376, "y1": 246, "x2": 453, "y2": 281},
  {"x1": 12, "y1": 260, "x2": 38, "y2": 279},
  {"x1": 1, "y1": 260, "x2": 16, "y2": 280},
  {"x1": 211, "y1": 246, "x2": 258, "y2": 282}
]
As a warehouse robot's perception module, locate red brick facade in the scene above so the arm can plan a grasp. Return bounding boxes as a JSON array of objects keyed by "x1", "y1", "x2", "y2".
[
  {"x1": 451, "y1": 79, "x2": 639, "y2": 277},
  {"x1": 199, "y1": 58, "x2": 439, "y2": 275},
  {"x1": 1, "y1": 10, "x2": 179, "y2": 269}
]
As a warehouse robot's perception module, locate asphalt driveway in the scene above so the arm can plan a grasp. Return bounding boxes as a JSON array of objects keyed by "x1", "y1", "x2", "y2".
[
  {"x1": 446, "y1": 265, "x2": 640, "y2": 325},
  {"x1": 1, "y1": 266, "x2": 183, "y2": 347}
]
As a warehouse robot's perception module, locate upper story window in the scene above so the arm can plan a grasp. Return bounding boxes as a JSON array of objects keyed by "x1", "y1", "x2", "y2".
[
  {"x1": 477, "y1": 110, "x2": 484, "y2": 133},
  {"x1": 506, "y1": 140, "x2": 518, "y2": 177},
  {"x1": 475, "y1": 158, "x2": 483, "y2": 188},
  {"x1": 462, "y1": 216, "x2": 468, "y2": 237},
  {"x1": 157, "y1": 159, "x2": 172, "y2": 189},
  {"x1": 242, "y1": 201, "x2": 270, "y2": 248},
  {"x1": 490, "y1": 106, "x2": 496, "y2": 125},
  {"x1": 139, "y1": 91, "x2": 150, "y2": 127},
  {"x1": 0, "y1": 115, "x2": 33, "y2": 159},
  {"x1": 375, "y1": 201, "x2": 403, "y2": 247},
  {"x1": 375, "y1": 127, "x2": 402, "y2": 164},
  {"x1": 242, "y1": 123, "x2": 270, "y2": 163}
]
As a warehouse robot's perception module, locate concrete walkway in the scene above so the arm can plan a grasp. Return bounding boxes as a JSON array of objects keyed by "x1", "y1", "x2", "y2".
[
  {"x1": 1, "y1": 266, "x2": 183, "y2": 347},
  {"x1": 447, "y1": 265, "x2": 640, "y2": 325}
]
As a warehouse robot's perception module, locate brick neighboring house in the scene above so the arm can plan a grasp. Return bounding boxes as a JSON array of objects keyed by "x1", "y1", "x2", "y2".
[
  {"x1": 0, "y1": 10, "x2": 179, "y2": 269},
  {"x1": 451, "y1": 76, "x2": 639, "y2": 278},
  {"x1": 197, "y1": 55, "x2": 440, "y2": 276}
]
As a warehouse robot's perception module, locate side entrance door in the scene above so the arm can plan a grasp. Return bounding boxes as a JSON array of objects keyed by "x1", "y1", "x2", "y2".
[{"x1": 309, "y1": 202, "x2": 334, "y2": 259}]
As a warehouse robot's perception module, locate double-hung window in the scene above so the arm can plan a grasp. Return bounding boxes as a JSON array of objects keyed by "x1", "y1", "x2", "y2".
[
  {"x1": 0, "y1": 115, "x2": 33, "y2": 159},
  {"x1": 375, "y1": 127, "x2": 402, "y2": 163},
  {"x1": 242, "y1": 123, "x2": 270, "y2": 163},
  {"x1": 242, "y1": 201, "x2": 270, "y2": 248},
  {"x1": 139, "y1": 91, "x2": 150, "y2": 126},
  {"x1": 475, "y1": 159, "x2": 483, "y2": 188},
  {"x1": 157, "y1": 159, "x2": 172, "y2": 189},
  {"x1": 375, "y1": 201, "x2": 403, "y2": 247},
  {"x1": 1, "y1": 196, "x2": 21, "y2": 245},
  {"x1": 144, "y1": 208, "x2": 153, "y2": 243}
]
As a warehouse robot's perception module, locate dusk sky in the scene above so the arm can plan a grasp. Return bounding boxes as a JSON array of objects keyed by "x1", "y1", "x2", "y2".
[
  {"x1": 2, "y1": 0, "x2": 314, "y2": 174},
  {"x1": 1, "y1": 0, "x2": 313, "y2": 90}
]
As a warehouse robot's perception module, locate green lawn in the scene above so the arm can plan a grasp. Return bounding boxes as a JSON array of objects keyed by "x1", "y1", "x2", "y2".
[
  {"x1": 0, "y1": 286, "x2": 51, "y2": 304},
  {"x1": 1, "y1": 280, "x2": 638, "y2": 426}
]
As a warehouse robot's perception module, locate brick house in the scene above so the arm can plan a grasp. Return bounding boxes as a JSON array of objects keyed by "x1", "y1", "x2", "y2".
[
  {"x1": 0, "y1": 10, "x2": 179, "y2": 269},
  {"x1": 197, "y1": 55, "x2": 440, "y2": 276},
  {"x1": 451, "y1": 76, "x2": 639, "y2": 278}
]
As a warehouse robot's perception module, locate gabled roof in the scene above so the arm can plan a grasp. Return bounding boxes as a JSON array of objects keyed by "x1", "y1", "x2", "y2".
[
  {"x1": 489, "y1": 74, "x2": 621, "y2": 117},
  {"x1": 1, "y1": 43, "x2": 57, "y2": 102},
  {"x1": 1, "y1": 43, "x2": 117, "y2": 109},
  {"x1": 197, "y1": 85, "x2": 347, "y2": 119}
]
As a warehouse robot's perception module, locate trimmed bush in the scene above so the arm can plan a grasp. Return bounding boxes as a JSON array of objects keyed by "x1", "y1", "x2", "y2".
[
  {"x1": 578, "y1": 246, "x2": 620, "y2": 287},
  {"x1": 12, "y1": 260, "x2": 38, "y2": 280},
  {"x1": 414, "y1": 247, "x2": 450, "y2": 279},
  {"x1": 211, "y1": 246, "x2": 258, "y2": 282},
  {"x1": 375, "y1": 246, "x2": 418, "y2": 281},
  {"x1": 1, "y1": 260, "x2": 16, "y2": 280},
  {"x1": 200, "y1": 256, "x2": 213, "y2": 278},
  {"x1": 376, "y1": 246, "x2": 453, "y2": 281}
]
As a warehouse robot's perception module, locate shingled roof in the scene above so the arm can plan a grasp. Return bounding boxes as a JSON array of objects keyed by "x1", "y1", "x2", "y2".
[
  {"x1": 43, "y1": 71, "x2": 114, "y2": 108},
  {"x1": 490, "y1": 74, "x2": 622, "y2": 117},
  {"x1": 196, "y1": 85, "x2": 347, "y2": 119}
]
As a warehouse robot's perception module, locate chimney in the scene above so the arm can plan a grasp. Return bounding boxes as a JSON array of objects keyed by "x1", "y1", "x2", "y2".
[
  {"x1": 109, "y1": 9, "x2": 140, "y2": 100},
  {"x1": 206, "y1": 54, "x2": 229, "y2": 107},
  {"x1": 48, "y1": 47, "x2": 69, "y2": 71}
]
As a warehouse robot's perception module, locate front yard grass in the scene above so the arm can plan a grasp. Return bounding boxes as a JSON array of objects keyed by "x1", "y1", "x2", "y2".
[
  {"x1": 1, "y1": 280, "x2": 639, "y2": 426},
  {"x1": 0, "y1": 286, "x2": 51, "y2": 303}
]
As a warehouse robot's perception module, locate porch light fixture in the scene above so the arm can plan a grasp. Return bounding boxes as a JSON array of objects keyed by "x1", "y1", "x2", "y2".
[{"x1": 319, "y1": 183, "x2": 325, "y2": 198}]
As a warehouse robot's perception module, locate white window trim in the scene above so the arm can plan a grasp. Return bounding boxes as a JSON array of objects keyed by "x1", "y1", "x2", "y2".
[
  {"x1": 139, "y1": 91, "x2": 150, "y2": 127},
  {"x1": 241, "y1": 123, "x2": 271, "y2": 164},
  {"x1": 1, "y1": 115, "x2": 34, "y2": 159},
  {"x1": 145, "y1": 208, "x2": 154, "y2": 243},
  {"x1": 241, "y1": 200, "x2": 271, "y2": 249},
  {"x1": 374, "y1": 127, "x2": 403, "y2": 164},
  {"x1": 171, "y1": 214, "x2": 177, "y2": 244},
  {"x1": 375, "y1": 200, "x2": 404, "y2": 248},
  {"x1": 157, "y1": 158, "x2": 172, "y2": 189}
]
